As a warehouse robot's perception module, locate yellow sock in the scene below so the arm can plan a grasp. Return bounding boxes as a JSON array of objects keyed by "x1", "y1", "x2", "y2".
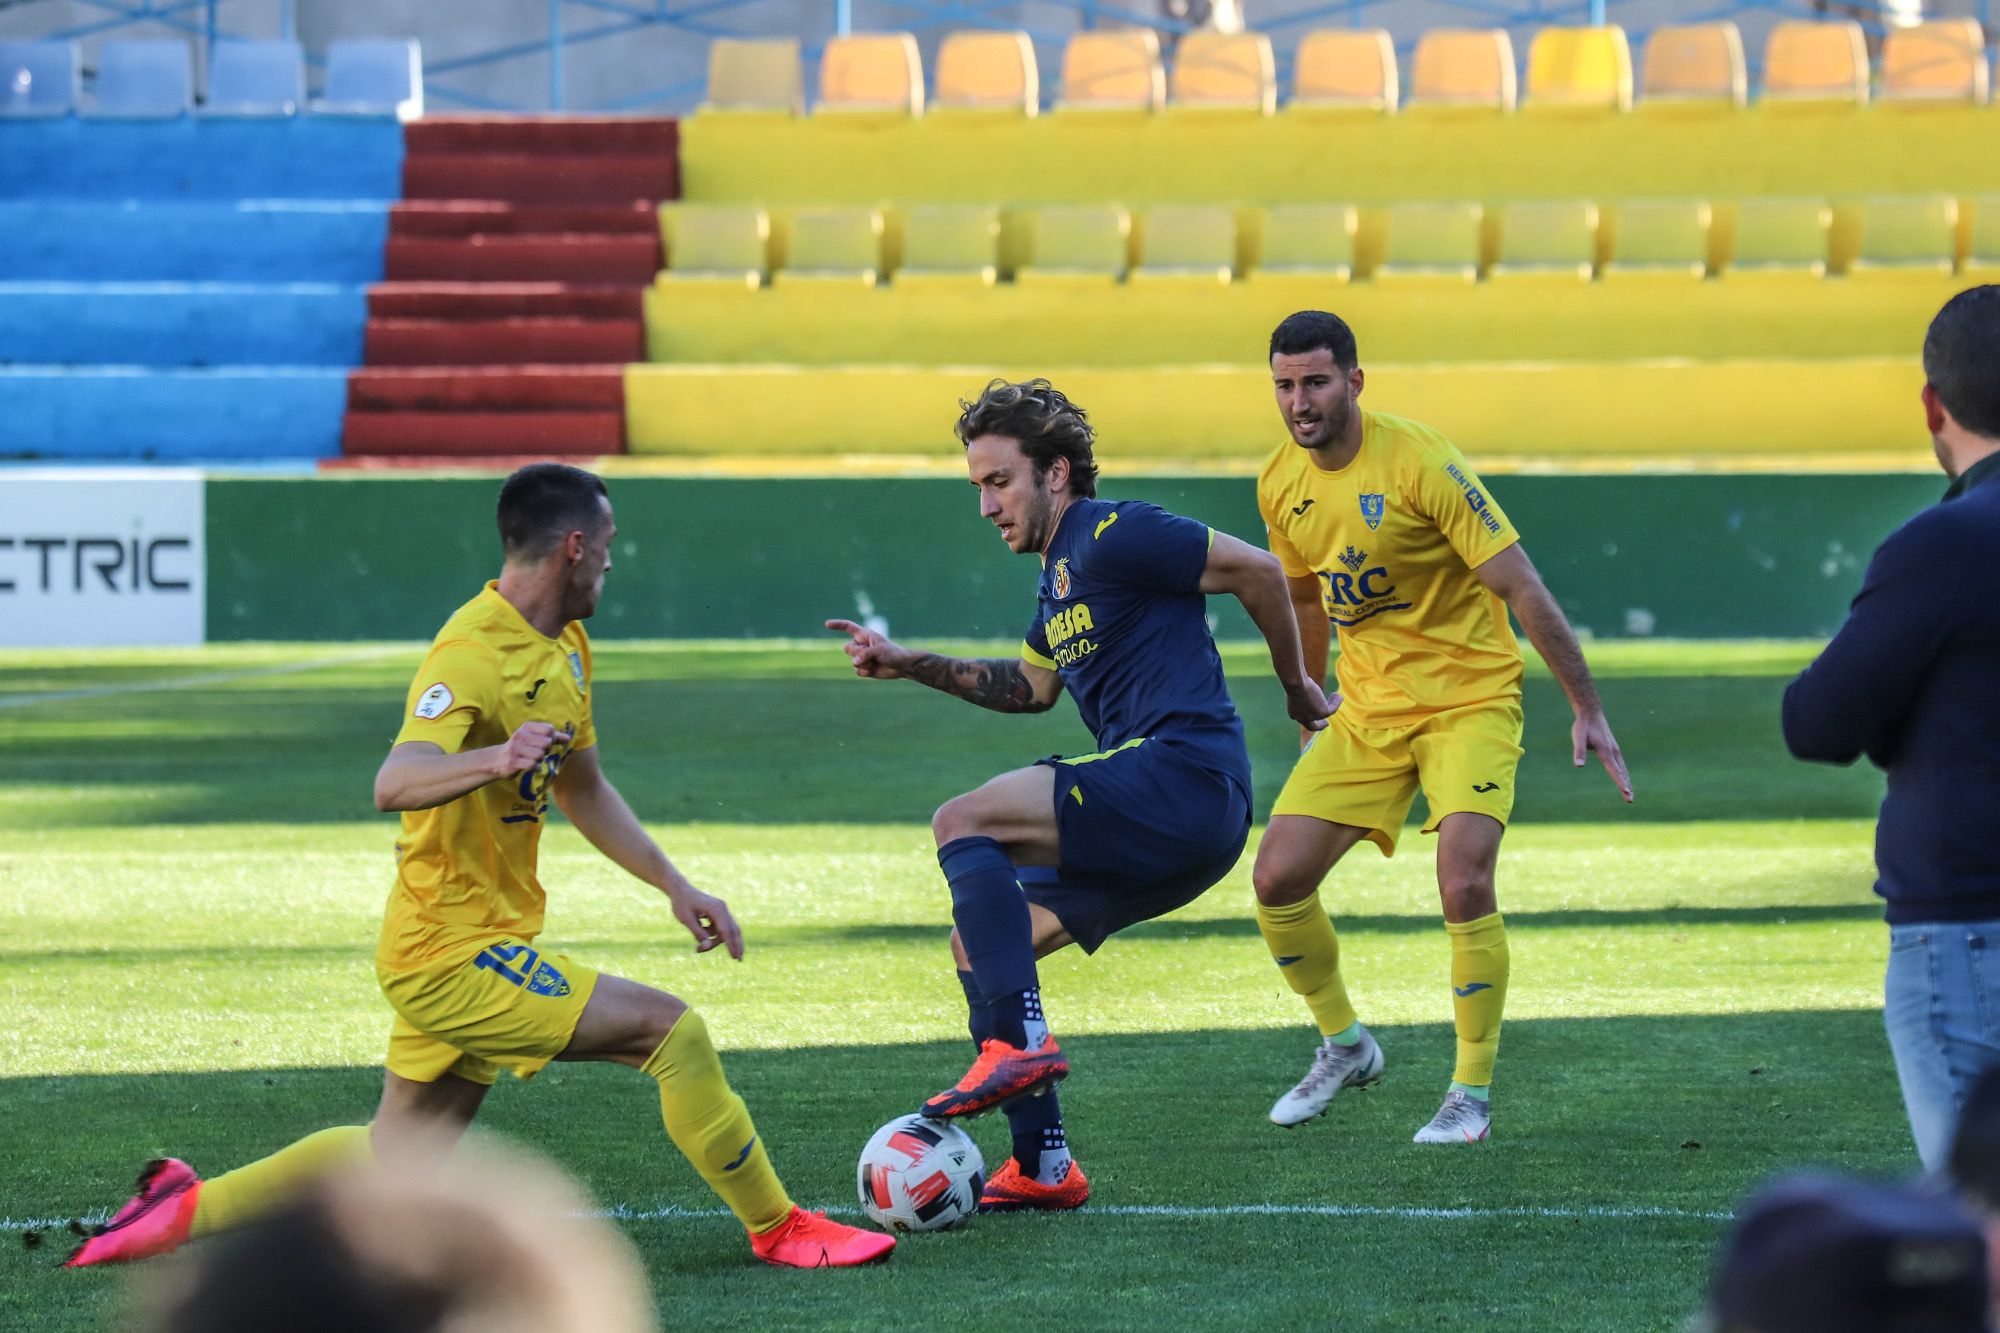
[
  {"x1": 1447, "y1": 912, "x2": 1509, "y2": 1087},
  {"x1": 1255, "y1": 892, "x2": 1358, "y2": 1038},
  {"x1": 189, "y1": 1124, "x2": 371, "y2": 1238},
  {"x1": 641, "y1": 1010, "x2": 793, "y2": 1234}
]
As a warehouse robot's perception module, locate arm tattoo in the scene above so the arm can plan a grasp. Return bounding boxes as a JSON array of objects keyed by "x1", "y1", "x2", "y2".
[{"x1": 905, "y1": 655, "x2": 1051, "y2": 713}]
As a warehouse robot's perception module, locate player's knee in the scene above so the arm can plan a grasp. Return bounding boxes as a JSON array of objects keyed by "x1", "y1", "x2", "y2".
[
  {"x1": 931, "y1": 795, "x2": 981, "y2": 847},
  {"x1": 1252, "y1": 854, "x2": 1318, "y2": 907},
  {"x1": 1439, "y1": 874, "x2": 1497, "y2": 920}
]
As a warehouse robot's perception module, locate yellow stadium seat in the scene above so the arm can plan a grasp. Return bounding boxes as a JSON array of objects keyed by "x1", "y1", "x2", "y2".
[
  {"x1": 1377, "y1": 201, "x2": 1483, "y2": 285},
  {"x1": 1132, "y1": 205, "x2": 1235, "y2": 285},
  {"x1": 895, "y1": 205, "x2": 1001, "y2": 288},
  {"x1": 933, "y1": 30, "x2": 1038, "y2": 115},
  {"x1": 1490, "y1": 200, "x2": 1599, "y2": 283},
  {"x1": 1726, "y1": 197, "x2": 1830, "y2": 279},
  {"x1": 1054, "y1": 30, "x2": 1163, "y2": 113},
  {"x1": 774, "y1": 207, "x2": 883, "y2": 286},
  {"x1": 662, "y1": 205, "x2": 769, "y2": 288},
  {"x1": 818, "y1": 32, "x2": 923, "y2": 116},
  {"x1": 1168, "y1": 30, "x2": 1275, "y2": 113},
  {"x1": 1250, "y1": 203, "x2": 1358, "y2": 281},
  {"x1": 701, "y1": 38, "x2": 803, "y2": 114},
  {"x1": 1638, "y1": 22, "x2": 1745, "y2": 108},
  {"x1": 1408, "y1": 29, "x2": 1516, "y2": 112},
  {"x1": 1017, "y1": 205, "x2": 1130, "y2": 287},
  {"x1": 1881, "y1": 19, "x2": 1990, "y2": 106},
  {"x1": 1524, "y1": 25, "x2": 1633, "y2": 112},
  {"x1": 1601, "y1": 199, "x2": 1711, "y2": 282},
  {"x1": 1291, "y1": 29, "x2": 1397, "y2": 113},
  {"x1": 1965, "y1": 194, "x2": 2000, "y2": 280},
  {"x1": 1849, "y1": 194, "x2": 1959, "y2": 278},
  {"x1": 1761, "y1": 20, "x2": 1868, "y2": 106}
]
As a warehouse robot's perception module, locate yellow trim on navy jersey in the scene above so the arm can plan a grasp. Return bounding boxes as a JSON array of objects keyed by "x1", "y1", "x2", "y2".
[
  {"x1": 1022, "y1": 640, "x2": 1058, "y2": 671},
  {"x1": 1063, "y1": 736, "x2": 1148, "y2": 765}
]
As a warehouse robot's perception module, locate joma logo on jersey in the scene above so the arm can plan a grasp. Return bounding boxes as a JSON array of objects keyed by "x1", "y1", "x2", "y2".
[
  {"x1": 1052, "y1": 557, "x2": 1073, "y2": 600},
  {"x1": 1045, "y1": 602, "x2": 1094, "y2": 648},
  {"x1": 1444, "y1": 463, "x2": 1503, "y2": 536}
]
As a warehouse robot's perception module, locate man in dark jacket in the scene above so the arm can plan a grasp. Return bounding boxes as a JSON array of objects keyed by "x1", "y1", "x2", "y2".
[{"x1": 1783, "y1": 285, "x2": 2000, "y2": 1171}]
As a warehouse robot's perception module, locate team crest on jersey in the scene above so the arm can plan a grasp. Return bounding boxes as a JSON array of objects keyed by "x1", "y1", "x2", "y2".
[
  {"x1": 1359, "y1": 494, "x2": 1386, "y2": 531},
  {"x1": 1338, "y1": 545, "x2": 1367, "y2": 572},
  {"x1": 567, "y1": 651, "x2": 584, "y2": 687},
  {"x1": 1052, "y1": 557, "x2": 1073, "y2": 600}
]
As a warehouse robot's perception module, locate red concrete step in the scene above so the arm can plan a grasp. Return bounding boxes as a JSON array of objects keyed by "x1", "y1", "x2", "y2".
[
  {"x1": 406, "y1": 116, "x2": 678, "y2": 157},
  {"x1": 383, "y1": 235, "x2": 661, "y2": 284},
  {"x1": 347, "y1": 365, "x2": 626, "y2": 412},
  {"x1": 367, "y1": 283, "x2": 644, "y2": 321},
  {"x1": 402, "y1": 153, "x2": 677, "y2": 205},
  {"x1": 389, "y1": 201, "x2": 658, "y2": 238},
  {"x1": 344, "y1": 410, "x2": 623, "y2": 456},
  {"x1": 365, "y1": 317, "x2": 647, "y2": 366}
]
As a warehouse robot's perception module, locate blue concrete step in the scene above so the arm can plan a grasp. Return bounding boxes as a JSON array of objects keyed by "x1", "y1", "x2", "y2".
[
  {"x1": 0, "y1": 117, "x2": 404, "y2": 199},
  {"x1": 0, "y1": 283, "x2": 367, "y2": 366},
  {"x1": 0, "y1": 201, "x2": 389, "y2": 282},
  {"x1": 0, "y1": 367, "x2": 345, "y2": 459}
]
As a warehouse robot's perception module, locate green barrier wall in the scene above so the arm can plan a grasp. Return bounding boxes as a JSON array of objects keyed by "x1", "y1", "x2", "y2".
[{"x1": 206, "y1": 472, "x2": 1945, "y2": 642}]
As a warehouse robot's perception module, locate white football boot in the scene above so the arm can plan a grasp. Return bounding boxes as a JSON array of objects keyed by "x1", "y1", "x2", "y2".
[
  {"x1": 1412, "y1": 1088, "x2": 1492, "y2": 1144},
  {"x1": 1268, "y1": 1026, "x2": 1385, "y2": 1126}
]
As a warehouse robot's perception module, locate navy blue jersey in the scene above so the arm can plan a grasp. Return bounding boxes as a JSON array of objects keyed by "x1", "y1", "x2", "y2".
[{"x1": 1022, "y1": 498, "x2": 1249, "y2": 787}]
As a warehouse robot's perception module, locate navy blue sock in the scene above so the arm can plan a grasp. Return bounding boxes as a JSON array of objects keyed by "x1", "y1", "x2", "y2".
[
  {"x1": 961, "y1": 968, "x2": 1064, "y2": 1176},
  {"x1": 939, "y1": 836, "x2": 1039, "y2": 1048}
]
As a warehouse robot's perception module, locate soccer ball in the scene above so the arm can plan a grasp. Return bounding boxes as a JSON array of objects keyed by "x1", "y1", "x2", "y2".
[{"x1": 856, "y1": 1114, "x2": 985, "y2": 1233}]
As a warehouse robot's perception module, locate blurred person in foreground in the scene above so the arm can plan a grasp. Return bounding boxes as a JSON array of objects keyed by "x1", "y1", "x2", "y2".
[
  {"x1": 1783, "y1": 286, "x2": 2000, "y2": 1171},
  {"x1": 137, "y1": 1135, "x2": 655, "y2": 1333}
]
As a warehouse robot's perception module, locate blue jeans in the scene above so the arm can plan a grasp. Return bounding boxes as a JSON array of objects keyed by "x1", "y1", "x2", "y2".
[{"x1": 1884, "y1": 919, "x2": 2000, "y2": 1171}]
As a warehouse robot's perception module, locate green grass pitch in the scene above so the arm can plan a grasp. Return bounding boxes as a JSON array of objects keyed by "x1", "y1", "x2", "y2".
[{"x1": 0, "y1": 639, "x2": 1906, "y2": 1329}]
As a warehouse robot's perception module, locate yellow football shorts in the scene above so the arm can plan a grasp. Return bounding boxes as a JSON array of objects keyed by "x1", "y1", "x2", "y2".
[
  {"x1": 379, "y1": 937, "x2": 600, "y2": 1086},
  {"x1": 1271, "y1": 698, "x2": 1525, "y2": 856}
]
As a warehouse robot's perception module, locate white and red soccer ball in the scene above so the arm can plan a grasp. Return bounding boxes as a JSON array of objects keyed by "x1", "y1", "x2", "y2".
[{"x1": 856, "y1": 1114, "x2": 984, "y2": 1233}]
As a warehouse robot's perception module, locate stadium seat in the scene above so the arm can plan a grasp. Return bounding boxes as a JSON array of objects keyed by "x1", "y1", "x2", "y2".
[
  {"x1": 894, "y1": 206, "x2": 1000, "y2": 288},
  {"x1": 1407, "y1": 29, "x2": 1516, "y2": 112},
  {"x1": 1725, "y1": 197, "x2": 1830, "y2": 280},
  {"x1": 85, "y1": 39, "x2": 192, "y2": 119},
  {"x1": 1377, "y1": 201, "x2": 1483, "y2": 285},
  {"x1": 933, "y1": 30, "x2": 1038, "y2": 115},
  {"x1": 0, "y1": 40, "x2": 78, "y2": 117},
  {"x1": 1289, "y1": 29, "x2": 1398, "y2": 114},
  {"x1": 818, "y1": 32, "x2": 923, "y2": 116},
  {"x1": 1168, "y1": 30, "x2": 1275, "y2": 113},
  {"x1": 1248, "y1": 203, "x2": 1358, "y2": 282},
  {"x1": 1524, "y1": 25, "x2": 1633, "y2": 112},
  {"x1": 1017, "y1": 205, "x2": 1130, "y2": 287},
  {"x1": 1880, "y1": 19, "x2": 1989, "y2": 106},
  {"x1": 1848, "y1": 194, "x2": 1959, "y2": 278},
  {"x1": 662, "y1": 205, "x2": 769, "y2": 287},
  {"x1": 775, "y1": 207, "x2": 884, "y2": 285},
  {"x1": 701, "y1": 38, "x2": 803, "y2": 114},
  {"x1": 1964, "y1": 195, "x2": 2000, "y2": 281},
  {"x1": 1760, "y1": 20, "x2": 1868, "y2": 106},
  {"x1": 1131, "y1": 205, "x2": 1235, "y2": 284},
  {"x1": 1490, "y1": 200, "x2": 1599, "y2": 283},
  {"x1": 316, "y1": 39, "x2": 423, "y2": 120},
  {"x1": 203, "y1": 40, "x2": 304, "y2": 117},
  {"x1": 1637, "y1": 22, "x2": 1746, "y2": 109},
  {"x1": 1054, "y1": 30, "x2": 1163, "y2": 113},
  {"x1": 1601, "y1": 199, "x2": 1711, "y2": 283}
]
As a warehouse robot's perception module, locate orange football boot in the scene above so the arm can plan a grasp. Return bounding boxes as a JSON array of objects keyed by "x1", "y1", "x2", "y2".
[
  {"x1": 920, "y1": 1038, "x2": 1068, "y2": 1120},
  {"x1": 978, "y1": 1156, "x2": 1090, "y2": 1213}
]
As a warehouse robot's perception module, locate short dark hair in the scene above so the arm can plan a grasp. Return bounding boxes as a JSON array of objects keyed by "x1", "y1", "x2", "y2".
[
  {"x1": 955, "y1": 378, "x2": 1099, "y2": 498},
  {"x1": 1924, "y1": 285, "x2": 2000, "y2": 440},
  {"x1": 496, "y1": 464, "x2": 609, "y2": 561},
  {"x1": 1270, "y1": 310, "x2": 1359, "y2": 371}
]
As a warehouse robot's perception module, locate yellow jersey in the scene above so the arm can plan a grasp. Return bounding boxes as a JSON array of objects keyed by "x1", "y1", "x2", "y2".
[
  {"x1": 378, "y1": 582, "x2": 597, "y2": 973},
  {"x1": 1258, "y1": 410, "x2": 1523, "y2": 723}
]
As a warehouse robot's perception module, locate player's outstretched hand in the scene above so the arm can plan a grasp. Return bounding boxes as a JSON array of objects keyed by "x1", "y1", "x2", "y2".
[
  {"x1": 1573, "y1": 709, "x2": 1633, "y2": 803},
  {"x1": 669, "y1": 885, "x2": 744, "y2": 960},
  {"x1": 497, "y1": 722, "x2": 571, "y2": 777},
  {"x1": 825, "y1": 618, "x2": 912, "y2": 680},
  {"x1": 1285, "y1": 679, "x2": 1340, "y2": 734}
]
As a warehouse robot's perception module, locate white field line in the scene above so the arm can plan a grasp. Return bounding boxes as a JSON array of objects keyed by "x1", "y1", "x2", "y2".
[
  {"x1": 2, "y1": 1200, "x2": 1732, "y2": 1233},
  {"x1": 0, "y1": 649, "x2": 405, "y2": 711}
]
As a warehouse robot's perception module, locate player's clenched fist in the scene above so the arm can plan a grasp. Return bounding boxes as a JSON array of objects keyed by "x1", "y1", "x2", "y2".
[
  {"x1": 825, "y1": 618, "x2": 913, "y2": 680},
  {"x1": 496, "y1": 721, "x2": 571, "y2": 776}
]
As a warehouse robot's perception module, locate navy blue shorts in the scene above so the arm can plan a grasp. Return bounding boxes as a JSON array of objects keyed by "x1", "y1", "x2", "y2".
[{"x1": 1022, "y1": 737, "x2": 1251, "y2": 954}]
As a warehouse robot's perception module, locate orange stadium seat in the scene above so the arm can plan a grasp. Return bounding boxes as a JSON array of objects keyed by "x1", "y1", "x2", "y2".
[
  {"x1": 701, "y1": 38, "x2": 803, "y2": 113},
  {"x1": 894, "y1": 205, "x2": 1001, "y2": 287},
  {"x1": 662, "y1": 205, "x2": 770, "y2": 287},
  {"x1": 774, "y1": 206, "x2": 884, "y2": 285},
  {"x1": 1726, "y1": 197, "x2": 1831, "y2": 279},
  {"x1": 1168, "y1": 30, "x2": 1276, "y2": 113},
  {"x1": 1849, "y1": 194, "x2": 1959, "y2": 278},
  {"x1": 1377, "y1": 200, "x2": 1483, "y2": 284},
  {"x1": 1601, "y1": 199, "x2": 1711, "y2": 282},
  {"x1": 1761, "y1": 20, "x2": 1868, "y2": 106},
  {"x1": 1250, "y1": 203, "x2": 1359, "y2": 281},
  {"x1": 1637, "y1": 22, "x2": 1746, "y2": 109},
  {"x1": 1055, "y1": 30, "x2": 1164, "y2": 113},
  {"x1": 1290, "y1": 29, "x2": 1398, "y2": 113},
  {"x1": 1490, "y1": 200, "x2": 1599, "y2": 283},
  {"x1": 1880, "y1": 19, "x2": 1990, "y2": 106},
  {"x1": 817, "y1": 32, "x2": 923, "y2": 116},
  {"x1": 1131, "y1": 205, "x2": 1236, "y2": 284},
  {"x1": 1017, "y1": 204, "x2": 1130, "y2": 286},
  {"x1": 933, "y1": 29, "x2": 1039, "y2": 115},
  {"x1": 1524, "y1": 25, "x2": 1633, "y2": 112},
  {"x1": 1408, "y1": 29, "x2": 1516, "y2": 112}
]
